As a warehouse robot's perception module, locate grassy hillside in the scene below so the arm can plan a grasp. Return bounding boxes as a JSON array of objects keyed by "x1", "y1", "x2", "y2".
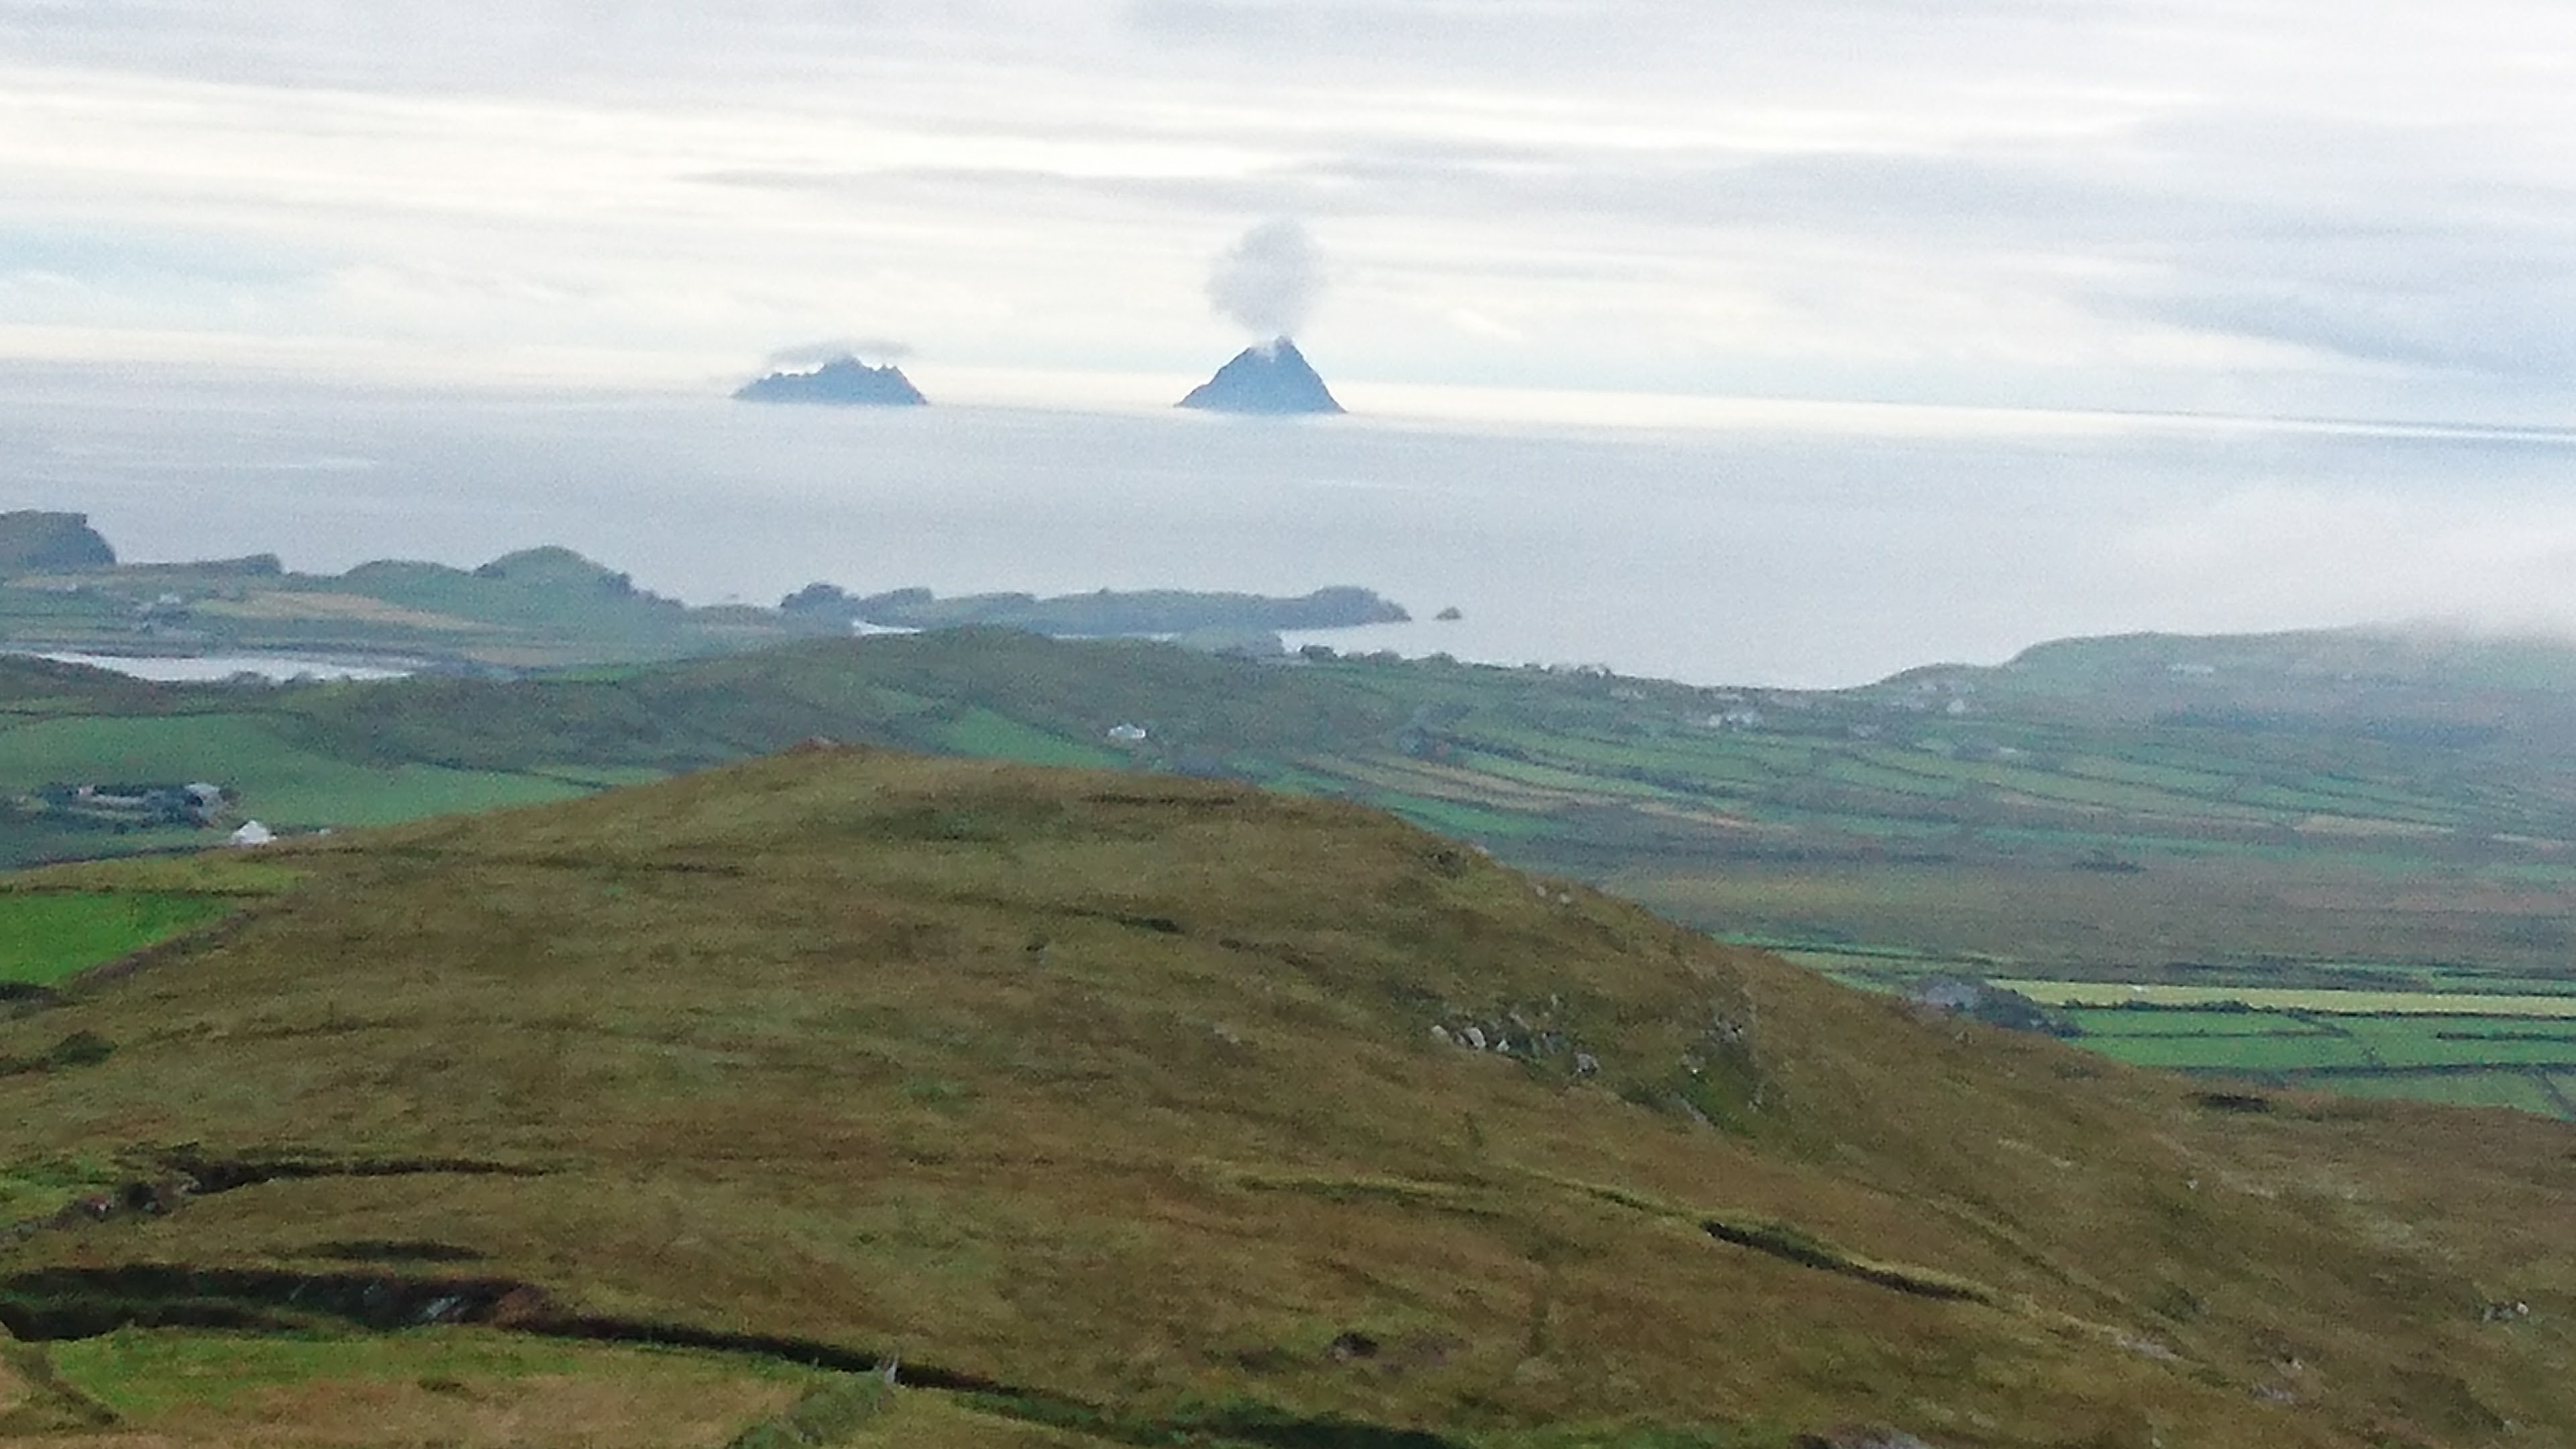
[
  {"x1": 14, "y1": 627, "x2": 2576, "y2": 1117},
  {"x1": 0, "y1": 750, "x2": 2571, "y2": 1447}
]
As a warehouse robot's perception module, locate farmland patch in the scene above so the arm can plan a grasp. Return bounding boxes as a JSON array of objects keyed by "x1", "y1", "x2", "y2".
[
  {"x1": 935, "y1": 709, "x2": 1122, "y2": 769},
  {"x1": 2004, "y1": 981, "x2": 2576, "y2": 1016},
  {"x1": 0, "y1": 892, "x2": 237, "y2": 987}
]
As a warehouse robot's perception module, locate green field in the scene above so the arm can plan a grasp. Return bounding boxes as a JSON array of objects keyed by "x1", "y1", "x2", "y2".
[
  {"x1": 2061, "y1": 1008, "x2": 2333, "y2": 1036},
  {"x1": 934, "y1": 707, "x2": 1124, "y2": 768},
  {"x1": 0, "y1": 712, "x2": 595, "y2": 828},
  {"x1": 2042, "y1": 1002, "x2": 2576, "y2": 1118},
  {"x1": 2316, "y1": 1071, "x2": 2576, "y2": 1115},
  {"x1": 2002, "y1": 981, "x2": 2576, "y2": 1016},
  {"x1": 2080, "y1": 1032, "x2": 2379, "y2": 1072},
  {"x1": 0, "y1": 891, "x2": 238, "y2": 987}
]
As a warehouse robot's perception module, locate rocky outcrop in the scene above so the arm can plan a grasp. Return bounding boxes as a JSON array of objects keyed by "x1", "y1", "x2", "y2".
[{"x1": 0, "y1": 513, "x2": 114, "y2": 572}]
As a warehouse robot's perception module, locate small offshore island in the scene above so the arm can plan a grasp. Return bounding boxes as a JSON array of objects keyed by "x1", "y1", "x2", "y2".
[
  {"x1": 1178, "y1": 337, "x2": 1344, "y2": 415},
  {"x1": 732, "y1": 356, "x2": 928, "y2": 406},
  {"x1": 788, "y1": 582, "x2": 1406, "y2": 633}
]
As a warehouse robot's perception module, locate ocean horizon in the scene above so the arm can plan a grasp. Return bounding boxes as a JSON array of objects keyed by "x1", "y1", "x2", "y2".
[{"x1": 9, "y1": 366, "x2": 2576, "y2": 688}]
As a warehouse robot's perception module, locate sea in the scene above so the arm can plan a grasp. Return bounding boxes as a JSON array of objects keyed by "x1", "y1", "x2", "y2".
[
  {"x1": 9, "y1": 367, "x2": 2576, "y2": 689},
  {"x1": 28, "y1": 652, "x2": 414, "y2": 683}
]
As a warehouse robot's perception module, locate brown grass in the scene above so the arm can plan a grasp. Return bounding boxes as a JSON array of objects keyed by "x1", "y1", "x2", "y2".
[{"x1": 0, "y1": 1375, "x2": 798, "y2": 1449}]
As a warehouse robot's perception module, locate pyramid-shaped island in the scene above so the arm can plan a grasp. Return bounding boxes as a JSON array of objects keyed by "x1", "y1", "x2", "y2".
[
  {"x1": 733, "y1": 357, "x2": 928, "y2": 407},
  {"x1": 1177, "y1": 337, "x2": 1344, "y2": 415}
]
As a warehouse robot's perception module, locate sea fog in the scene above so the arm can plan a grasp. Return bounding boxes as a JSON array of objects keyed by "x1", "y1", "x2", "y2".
[{"x1": 9, "y1": 368, "x2": 2576, "y2": 688}]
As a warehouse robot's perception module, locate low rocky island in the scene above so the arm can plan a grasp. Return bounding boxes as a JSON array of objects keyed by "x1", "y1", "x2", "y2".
[
  {"x1": 782, "y1": 582, "x2": 1407, "y2": 637},
  {"x1": 733, "y1": 356, "x2": 928, "y2": 406}
]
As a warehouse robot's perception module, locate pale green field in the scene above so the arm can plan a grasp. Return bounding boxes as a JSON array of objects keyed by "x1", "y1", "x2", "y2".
[
  {"x1": 2086, "y1": 1033, "x2": 2381, "y2": 1071},
  {"x1": 2308, "y1": 1071, "x2": 2571, "y2": 1116},
  {"x1": 936, "y1": 707, "x2": 1124, "y2": 768},
  {"x1": 2063, "y1": 1009, "x2": 2334, "y2": 1037},
  {"x1": 2001, "y1": 981, "x2": 2576, "y2": 1016}
]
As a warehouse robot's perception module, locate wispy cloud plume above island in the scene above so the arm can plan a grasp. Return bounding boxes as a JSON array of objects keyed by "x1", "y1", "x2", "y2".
[
  {"x1": 1206, "y1": 219, "x2": 1324, "y2": 341},
  {"x1": 764, "y1": 338, "x2": 914, "y2": 368},
  {"x1": 6, "y1": 0, "x2": 2576, "y2": 423}
]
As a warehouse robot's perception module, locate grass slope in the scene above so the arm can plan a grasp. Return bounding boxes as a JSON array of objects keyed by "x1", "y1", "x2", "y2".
[
  {"x1": 17, "y1": 629, "x2": 2576, "y2": 1116},
  {"x1": 0, "y1": 750, "x2": 2569, "y2": 1448},
  {"x1": 0, "y1": 1322, "x2": 822, "y2": 1442}
]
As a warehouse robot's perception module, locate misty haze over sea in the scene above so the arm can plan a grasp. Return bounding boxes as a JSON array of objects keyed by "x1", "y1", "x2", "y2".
[{"x1": 11, "y1": 369, "x2": 2576, "y2": 688}]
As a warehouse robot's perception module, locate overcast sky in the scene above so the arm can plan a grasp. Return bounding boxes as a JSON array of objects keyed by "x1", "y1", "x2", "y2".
[{"x1": 7, "y1": 0, "x2": 2576, "y2": 421}]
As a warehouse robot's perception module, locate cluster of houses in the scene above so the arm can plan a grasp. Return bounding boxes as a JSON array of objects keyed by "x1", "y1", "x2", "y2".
[
  {"x1": 25, "y1": 779, "x2": 278, "y2": 843},
  {"x1": 35, "y1": 780, "x2": 228, "y2": 826}
]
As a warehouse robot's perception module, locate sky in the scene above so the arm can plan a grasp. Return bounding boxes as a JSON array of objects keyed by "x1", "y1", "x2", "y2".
[{"x1": 7, "y1": 1, "x2": 2576, "y2": 423}]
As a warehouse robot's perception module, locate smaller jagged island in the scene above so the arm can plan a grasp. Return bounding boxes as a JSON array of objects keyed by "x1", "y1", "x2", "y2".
[
  {"x1": 1177, "y1": 337, "x2": 1344, "y2": 415},
  {"x1": 733, "y1": 356, "x2": 928, "y2": 407}
]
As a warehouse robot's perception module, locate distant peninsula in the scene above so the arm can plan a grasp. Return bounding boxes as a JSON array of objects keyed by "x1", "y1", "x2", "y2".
[
  {"x1": 733, "y1": 357, "x2": 928, "y2": 407},
  {"x1": 1178, "y1": 337, "x2": 1344, "y2": 415},
  {"x1": 0, "y1": 512, "x2": 1410, "y2": 674}
]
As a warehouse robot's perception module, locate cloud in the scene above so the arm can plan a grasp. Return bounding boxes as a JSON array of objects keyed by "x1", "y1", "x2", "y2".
[
  {"x1": 765, "y1": 337, "x2": 914, "y2": 366},
  {"x1": 5, "y1": 0, "x2": 2576, "y2": 419},
  {"x1": 2137, "y1": 266, "x2": 2576, "y2": 382},
  {"x1": 1205, "y1": 219, "x2": 1325, "y2": 339}
]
